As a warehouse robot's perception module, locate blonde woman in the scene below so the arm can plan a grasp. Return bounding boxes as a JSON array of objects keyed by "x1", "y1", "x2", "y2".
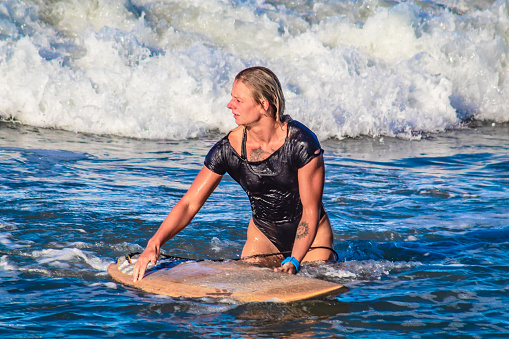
[{"x1": 133, "y1": 67, "x2": 334, "y2": 281}]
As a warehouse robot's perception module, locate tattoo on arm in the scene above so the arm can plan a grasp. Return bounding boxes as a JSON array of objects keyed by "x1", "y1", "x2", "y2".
[{"x1": 296, "y1": 221, "x2": 309, "y2": 239}]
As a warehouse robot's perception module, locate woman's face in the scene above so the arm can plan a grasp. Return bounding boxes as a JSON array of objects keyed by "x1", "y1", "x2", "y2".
[{"x1": 227, "y1": 80, "x2": 265, "y2": 126}]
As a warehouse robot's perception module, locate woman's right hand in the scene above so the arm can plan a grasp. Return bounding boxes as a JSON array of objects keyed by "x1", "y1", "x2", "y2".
[
  {"x1": 130, "y1": 167, "x2": 222, "y2": 282},
  {"x1": 132, "y1": 244, "x2": 160, "y2": 282}
]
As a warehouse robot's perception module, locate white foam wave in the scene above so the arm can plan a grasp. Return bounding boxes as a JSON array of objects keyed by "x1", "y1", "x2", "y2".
[
  {"x1": 0, "y1": 255, "x2": 17, "y2": 271},
  {"x1": 0, "y1": 232, "x2": 22, "y2": 249},
  {"x1": 33, "y1": 247, "x2": 111, "y2": 271},
  {"x1": 303, "y1": 259, "x2": 419, "y2": 281},
  {"x1": 0, "y1": 0, "x2": 507, "y2": 140},
  {"x1": 89, "y1": 281, "x2": 118, "y2": 289}
]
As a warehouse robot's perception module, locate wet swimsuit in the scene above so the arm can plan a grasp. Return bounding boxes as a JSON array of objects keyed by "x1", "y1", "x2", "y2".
[{"x1": 204, "y1": 117, "x2": 326, "y2": 254}]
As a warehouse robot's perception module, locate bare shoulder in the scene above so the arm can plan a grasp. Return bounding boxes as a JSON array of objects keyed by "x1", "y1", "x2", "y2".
[{"x1": 227, "y1": 126, "x2": 243, "y2": 154}]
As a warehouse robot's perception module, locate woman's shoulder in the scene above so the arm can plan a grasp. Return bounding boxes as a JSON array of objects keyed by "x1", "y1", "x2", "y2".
[
  {"x1": 205, "y1": 128, "x2": 241, "y2": 174},
  {"x1": 227, "y1": 126, "x2": 243, "y2": 154},
  {"x1": 285, "y1": 117, "x2": 318, "y2": 141},
  {"x1": 228, "y1": 125, "x2": 244, "y2": 137},
  {"x1": 211, "y1": 127, "x2": 240, "y2": 146},
  {"x1": 284, "y1": 117, "x2": 323, "y2": 168}
]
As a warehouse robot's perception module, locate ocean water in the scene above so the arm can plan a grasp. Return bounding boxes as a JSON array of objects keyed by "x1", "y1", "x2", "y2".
[{"x1": 1, "y1": 0, "x2": 508, "y2": 338}]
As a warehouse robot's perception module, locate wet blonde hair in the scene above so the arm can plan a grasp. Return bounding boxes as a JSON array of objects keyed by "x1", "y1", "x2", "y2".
[{"x1": 235, "y1": 66, "x2": 285, "y2": 122}]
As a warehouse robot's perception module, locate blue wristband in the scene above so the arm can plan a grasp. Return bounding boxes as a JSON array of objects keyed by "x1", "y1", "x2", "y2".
[{"x1": 281, "y1": 256, "x2": 301, "y2": 272}]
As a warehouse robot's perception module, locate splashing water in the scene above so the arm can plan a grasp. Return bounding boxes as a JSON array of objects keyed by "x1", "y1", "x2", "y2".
[{"x1": 0, "y1": 0, "x2": 507, "y2": 140}]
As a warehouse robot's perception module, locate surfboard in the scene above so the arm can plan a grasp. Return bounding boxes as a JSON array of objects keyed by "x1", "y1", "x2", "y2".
[{"x1": 108, "y1": 256, "x2": 348, "y2": 303}]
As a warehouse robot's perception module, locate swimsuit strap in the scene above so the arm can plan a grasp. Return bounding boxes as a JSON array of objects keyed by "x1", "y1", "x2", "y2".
[{"x1": 241, "y1": 127, "x2": 248, "y2": 160}]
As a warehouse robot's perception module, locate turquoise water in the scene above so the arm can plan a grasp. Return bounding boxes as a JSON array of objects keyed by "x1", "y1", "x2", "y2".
[{"x1": 1, "y1": 121, "x2": 508, "y2": 337}]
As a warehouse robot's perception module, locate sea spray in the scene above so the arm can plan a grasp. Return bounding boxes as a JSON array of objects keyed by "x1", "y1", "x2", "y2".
[{"x1": 0, "y1": 0, "x2": 507, "y2": 139}]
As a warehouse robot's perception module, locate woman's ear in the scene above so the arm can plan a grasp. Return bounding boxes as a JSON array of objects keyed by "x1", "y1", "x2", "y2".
[{"x1": 260, "y1": 99, "x2": 270, "y2": 113}]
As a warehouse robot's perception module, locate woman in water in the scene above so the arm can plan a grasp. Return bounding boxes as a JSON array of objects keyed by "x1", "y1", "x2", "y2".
[{"x1": 132, "y1": 66, "x2": 334, "y2": 281}]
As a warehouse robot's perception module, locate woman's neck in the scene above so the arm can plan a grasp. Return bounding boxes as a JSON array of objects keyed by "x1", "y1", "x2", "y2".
[{"x1": 245, "y1": 118, "x2": 283, "y2": 144}]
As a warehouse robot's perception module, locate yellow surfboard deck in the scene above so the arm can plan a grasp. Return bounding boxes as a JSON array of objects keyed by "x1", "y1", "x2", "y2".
[{"x1": 108, "y1": 258, "x2": 348, "y2": 303}]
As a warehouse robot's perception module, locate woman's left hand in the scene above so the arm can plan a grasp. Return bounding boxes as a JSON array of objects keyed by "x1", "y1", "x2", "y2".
[{"x1": 274, "y1": 262, "x2": 297, "y2": 274}]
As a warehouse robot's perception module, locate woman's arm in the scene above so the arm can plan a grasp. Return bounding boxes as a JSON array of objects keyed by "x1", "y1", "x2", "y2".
[
  {"x1": 275, "y1": 154, "x2": 325, "y2": 274},
  {"x1": 132, "y1": 166, "x2": 223, "y2": 281}
]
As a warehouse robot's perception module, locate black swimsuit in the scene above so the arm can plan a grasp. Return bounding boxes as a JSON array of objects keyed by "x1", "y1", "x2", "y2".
[{"x1": 204, "y1": 117, "x2": 326, "y2": 254}]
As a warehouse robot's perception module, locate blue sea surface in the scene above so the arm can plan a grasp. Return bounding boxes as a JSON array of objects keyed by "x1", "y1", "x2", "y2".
[{"x1": 1, "y1": 121, "x2": 508, "y2": 338}]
